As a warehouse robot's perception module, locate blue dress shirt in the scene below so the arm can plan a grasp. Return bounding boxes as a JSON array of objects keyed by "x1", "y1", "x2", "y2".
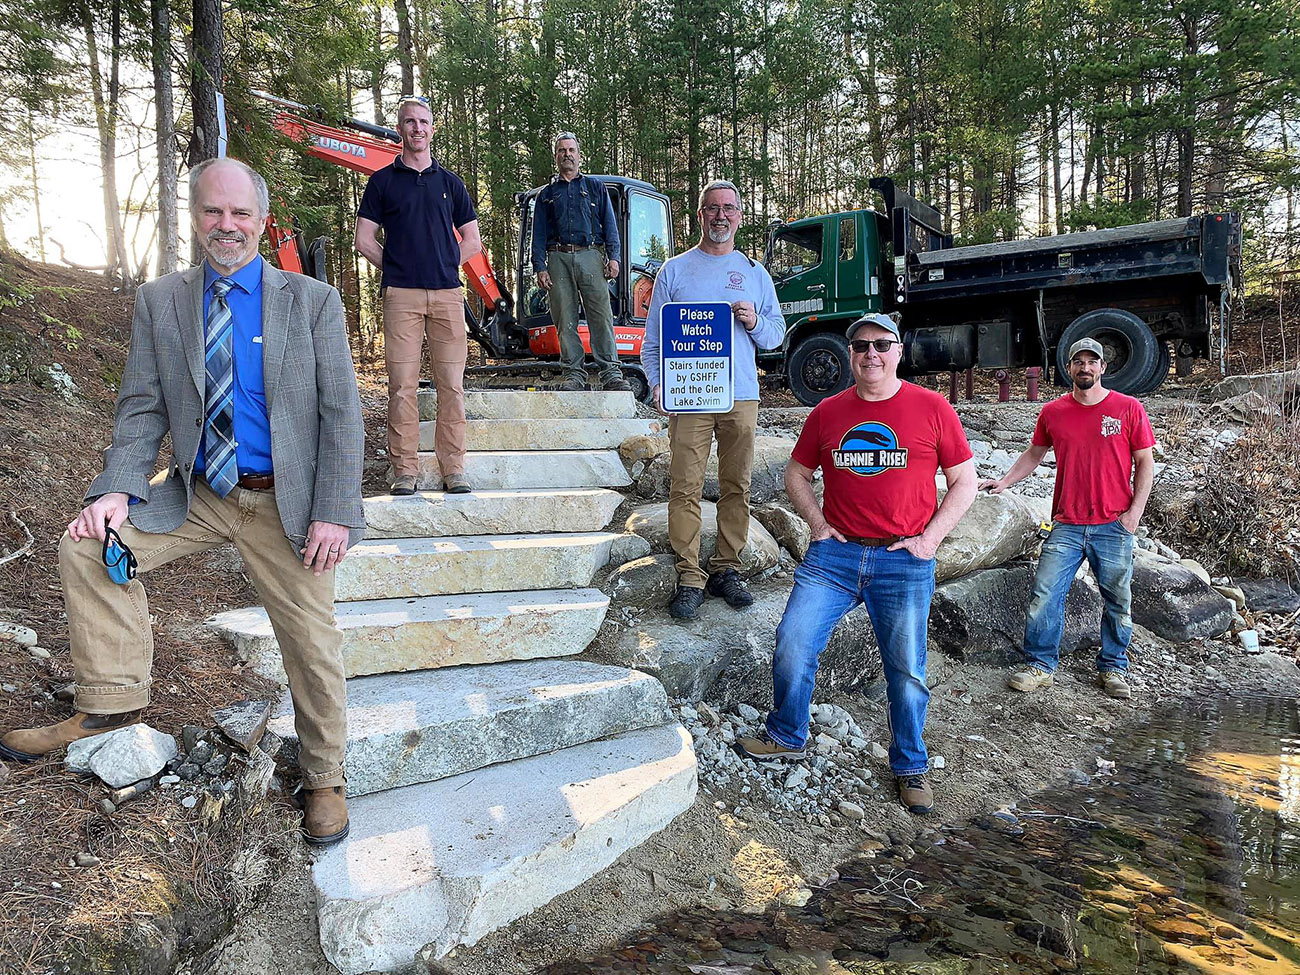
[{"x1": 196, "y1": 257, "x2": 273, "y2": 476}]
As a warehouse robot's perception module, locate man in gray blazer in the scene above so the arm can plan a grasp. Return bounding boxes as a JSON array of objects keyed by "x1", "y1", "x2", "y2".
[{"x1": 0, "y1": 158, "x2": 365, "y2": 845}]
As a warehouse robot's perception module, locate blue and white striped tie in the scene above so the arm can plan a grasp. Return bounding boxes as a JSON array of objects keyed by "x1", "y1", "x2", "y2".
[{"x1": 204, "y1": 277, "x2": 238, "y2": 497}]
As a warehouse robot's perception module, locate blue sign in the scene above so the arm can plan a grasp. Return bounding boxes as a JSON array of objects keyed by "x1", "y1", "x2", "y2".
[{"x1": 659, "y1": 301, "x2": 734, "y2": 413}]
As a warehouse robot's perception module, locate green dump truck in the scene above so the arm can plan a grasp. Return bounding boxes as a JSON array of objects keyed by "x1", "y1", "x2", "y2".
[{"x1": 761, "y1": 177, "x2": 1241, "y2": 405}]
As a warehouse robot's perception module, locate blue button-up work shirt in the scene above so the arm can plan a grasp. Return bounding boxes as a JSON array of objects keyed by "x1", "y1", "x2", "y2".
[
  {"x1": 196, "y1": 257, "x2": 273, "y2": 476},
  {"x1": 531, "y1": 174, "x2": 621, "y2": 273}
]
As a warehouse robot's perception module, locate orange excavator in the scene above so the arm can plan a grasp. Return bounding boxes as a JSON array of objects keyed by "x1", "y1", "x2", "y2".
[{"x1": 253, "y1": 91, "x2": 671, "y2": 399}]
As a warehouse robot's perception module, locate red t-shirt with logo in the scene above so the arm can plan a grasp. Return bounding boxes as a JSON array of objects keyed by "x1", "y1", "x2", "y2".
[
  {"x1": 1032, "y1": 390, "x2": 1156, "y2": 525},
  {"x1": 792, "y1": 382, "x2": 973, "y2": 538}
]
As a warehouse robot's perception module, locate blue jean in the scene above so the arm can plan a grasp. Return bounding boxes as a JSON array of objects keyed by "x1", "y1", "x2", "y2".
[
  {"x1": 1023, "y1": 520, "x2": 1135, "y2": 674},
  {"x1": 767, "y1": 538, "x2": 935, "y2": 776}
]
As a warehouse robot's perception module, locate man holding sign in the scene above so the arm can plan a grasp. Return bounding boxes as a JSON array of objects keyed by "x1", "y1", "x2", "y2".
[{"x1": 641, "y1": 180, "x2": 785, "y2": 620}]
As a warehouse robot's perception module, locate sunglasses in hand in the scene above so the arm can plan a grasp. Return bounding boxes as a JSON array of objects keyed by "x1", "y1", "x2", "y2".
[
  {"x1": 102, "y1": 525, "x2": 138, "y2": 584},
  {"x1": 850, "y1": 338, "x2": 901, "y2": 354}
]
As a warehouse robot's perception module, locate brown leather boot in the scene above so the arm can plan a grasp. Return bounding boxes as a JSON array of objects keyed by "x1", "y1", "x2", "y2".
[
  {"x1": 0, "y1": 710, "x2": 144, "y2": 763},
  {"x1": 302, "y1": 786, "x2": 350, "y2": 845}
]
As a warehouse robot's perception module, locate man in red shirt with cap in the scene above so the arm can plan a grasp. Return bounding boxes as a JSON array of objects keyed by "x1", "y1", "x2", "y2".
[
  {"x1": 979, "y1": 337, "x2": 1156, "y2": 701},
  {"x1": 737, "y1": 312, "x2": 977, "y2": 815}
]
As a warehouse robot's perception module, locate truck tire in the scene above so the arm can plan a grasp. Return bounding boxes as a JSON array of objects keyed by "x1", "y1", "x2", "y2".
[
  {"x1": 1131, "y1": 341, "x2": 1171, "y2": 397},
  {"x1": 1056, "y1": 309, "x2": 1158, "y2": 395},
  {"x1": 788, "y1": 332, "x2": 853, "y2": 406}
]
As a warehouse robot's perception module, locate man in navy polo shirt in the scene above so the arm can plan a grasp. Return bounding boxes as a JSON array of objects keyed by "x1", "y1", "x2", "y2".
[{"x1": 355, "y1": 95, "x2": 481, "y2": 496}]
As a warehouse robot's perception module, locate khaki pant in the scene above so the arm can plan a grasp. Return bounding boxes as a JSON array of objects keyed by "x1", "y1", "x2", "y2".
[
  {"x1": 667, "y1": 400, "x2": 760, "y2": 588},
  {"x1": 61, "y1": 482, "x2": 347, "y2": 789},
  {"x1": 547, "y1": 248, "x2": 620, "y2": 385},
  {"x1": 383, "y1": 286, "x2": 467, "y2": 479}
]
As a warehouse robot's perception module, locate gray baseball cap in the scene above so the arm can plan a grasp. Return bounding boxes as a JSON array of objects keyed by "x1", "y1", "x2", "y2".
[
  {"x1": 846, "y1": 312, "x2": 902, "y2": 341},
  {"x1": 1067, "y1": 337, "x2": 1105, "y2": 361}
]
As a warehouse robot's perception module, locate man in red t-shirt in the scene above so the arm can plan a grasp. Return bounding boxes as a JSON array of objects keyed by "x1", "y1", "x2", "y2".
[
  {"x1": 737, "y1": 313, "x2": 976, "y2": 815},
  {"x1": 980, "y1": 337, "x2": 1156, "y2": 700}
]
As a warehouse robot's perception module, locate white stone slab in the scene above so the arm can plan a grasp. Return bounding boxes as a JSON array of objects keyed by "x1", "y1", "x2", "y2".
[
  {"x1": 421, "y1": 417, "x2": 662, "y2": 451},
  {"x1": 336, "y1": 532, "x2": 619, "y2": 601},
  {"x1": 417, "y1": 450, "x2": 632, "y2": 491},
  {"x1": 363, "y1": 488, "x2": 624, "y2": 538},
  {"x1": 314, "y1": 723, "x2": 698, "y2": 974},
  {"x1": 267, "y1": 659, "x2": 671, "y2": 796},
  {"x1": 207, "y1": 589, "x2": 609, "y2": 684},
  {"x1": 420, "y1": 389, "x2": 636, "y2": 421}
]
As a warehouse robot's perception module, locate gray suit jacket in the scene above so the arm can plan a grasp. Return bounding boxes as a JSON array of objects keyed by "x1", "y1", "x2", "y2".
[{"x1": 87, "y1": 261, "x2": 367, "y2": 552}]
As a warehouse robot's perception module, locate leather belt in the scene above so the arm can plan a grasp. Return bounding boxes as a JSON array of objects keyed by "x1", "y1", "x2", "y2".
[
  {"x1": 842, "y1": 535, "x2": 901, "y2": 547},
  {"x1": 238, "y1": 473, "x2": 275, "y2": 490},
  {"x1": 547, "y1": 243, "x2": 591, "y2": 253}
]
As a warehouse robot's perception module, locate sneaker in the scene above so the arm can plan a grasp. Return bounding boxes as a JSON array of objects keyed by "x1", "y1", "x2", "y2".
[
  {"x1": 601, "y1": 375, "x2": 633, "y2": 392},
  {"x1": 1007, "y1": 666, "x2": 1054, "y2": 693},
  {"x1": 443, "y1": 473, "x2": 472, "y2": 494},
  {"x1": 668, "y1": 585, "x2": 705, "y2": 620},
  {"x1": 706, "y1": 568, "x2": 754, "y2": 609},
  {"x1": 302, "y1": 786, "x2": 350, "y2": 846},
  {"x1": 896, "y1": 774, "x2": 934, "y2": 814},
  {"x1": 0, "y1": 710, "x2": 144, "y2": 763},
  {"x1": 390, "y1": 475, "x2": 417, "y2": 497},
  {"x1": 735, "y1": 729, "x2": 806, "y2": 762},
  {"x1": 1098, "y1": 671, "x2": 1132, "y2": 700},
  {"x1": 558, "y1": 376, "x2": 590, "y2": 392}
]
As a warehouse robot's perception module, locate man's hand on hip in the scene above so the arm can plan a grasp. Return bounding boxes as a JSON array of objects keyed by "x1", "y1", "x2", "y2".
[
  {"x1": 69, "y1": 493, "x2": 130, "y2": 542},
  {"x1": 1119, "y1": 509, "x2": 1141, "y2": 534},
  {"x1": 303, "y1": 521, "x2": 350, "y2": 576},
  {"x1": 888, "y1": 533, "x2": 940, "y2": 560},
  {"x1": 604, "y1": 259, "x2": 619, "y2": 280},
  {"x1": 811, "y1": 522, "x2": 848, "y2": 543},
  {"x1": 537, "y1": 271, "x2": 552, "y2": 291}
]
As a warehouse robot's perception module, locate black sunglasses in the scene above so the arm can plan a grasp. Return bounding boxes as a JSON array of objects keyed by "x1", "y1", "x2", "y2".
[{"x1": 850, "y1": 338, "x2": 900, "y2": 354}]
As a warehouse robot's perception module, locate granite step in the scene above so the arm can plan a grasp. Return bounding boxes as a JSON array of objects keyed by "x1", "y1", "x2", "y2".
[
  {"x1": 420, "y1": 389, "x2": 636, "y2": 421},
  {"x1": 421, "y1": 416, "x2": 662, "y2": 452},
  {"x1": 336, "y1": 532, "x2": 620, "y2": 601},
  {"x1": 207, "y1": 589, "x2": 609, "y2": 684},
  {"x1": 313, "y1": 723, "x2": 697, "y2": 974},
  {"x1": 363, "y1": 488, "x2": 625, "y2": 538},
  {"x1": 267, "y1": 659, "x2": 672, "y2": 797},
  {"x1": 417, "y1": 449, "x2": 631, "y2": 491}
]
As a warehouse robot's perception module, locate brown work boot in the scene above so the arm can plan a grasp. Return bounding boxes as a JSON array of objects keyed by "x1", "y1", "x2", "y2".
[
  {"x1": 302, "y1": 786, "x2": 350, "y2": 845},
  {"x1": 896, "y1": 773, "x2": 934, "y2": 815},
  {"x1": 0, "y1": 710, "x2": 143, "y2": 763},
  {"x1": 1098, "y1": 671, "x2": 1132, "y2": 700}
]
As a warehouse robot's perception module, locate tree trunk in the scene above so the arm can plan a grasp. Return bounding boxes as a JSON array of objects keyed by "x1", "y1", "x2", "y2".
[
  {"x1": 1176, "y1": 13, "x2": 1198, "y2": 217},
  {"x1": 394, "y1": 0, "x2": 415, "y2": 97},
  {"x1": 191, "y1": 0, "x2": 222, "y2": 164},
  {"x1": 372, "y1": 0, "x2": 384, "y2": 125},
  {"x1": 25, "y1": 105, "x2": 46, "y2": 262},
  {"x1": 82, "y1": 0, "x2": 130, "y2": 286},
  {"x1": 152, "y1": 0, "x2": 178, "y2": 276}
]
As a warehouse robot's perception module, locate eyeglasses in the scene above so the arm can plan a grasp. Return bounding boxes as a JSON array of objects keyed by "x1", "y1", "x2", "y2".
[
  {"x1": 102, "y1": 526, "x2": 137, "y2": 584},
  {"x1": 701, "y1": 204, "x2": 740, "y2": 215},
  {"x1": 850, "y1": 338, "x2": 900, "y2": 354}
]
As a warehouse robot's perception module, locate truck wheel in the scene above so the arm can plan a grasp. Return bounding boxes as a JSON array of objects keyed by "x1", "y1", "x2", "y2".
[
  {"x1": 625, "y1": 368, "x2": 651, "y2": 405},
  {"x1": 788, "y1": 333, "x2": 853, "y2": 406},
  {"x1": 1056, "y1": 309, "x2": 1158, "y2": 396},
  {"x1": 1131, "y1": 341, "x2": 1171, "y2": 397}
]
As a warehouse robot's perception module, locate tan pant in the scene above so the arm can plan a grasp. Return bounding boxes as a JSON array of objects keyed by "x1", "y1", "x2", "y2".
[
  {"x1": 61, "y1": 482, "x2": 347, "y2": 789},
  {"x1": 383, "y1": 286, "x2": 467, "y2": 479},
  {"x1": 667, "y1": 400, "x2": 760, "y2": 588}
]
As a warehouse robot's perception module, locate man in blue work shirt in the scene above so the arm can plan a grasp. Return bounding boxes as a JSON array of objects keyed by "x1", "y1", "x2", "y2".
[{"x1": 532, "y1": 132, "x2": 631, "y2": 392}]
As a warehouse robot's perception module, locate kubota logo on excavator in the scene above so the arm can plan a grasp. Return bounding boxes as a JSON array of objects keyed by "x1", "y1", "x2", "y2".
[{"x1": 315, "y1": 135, "x2": 367, "y2": 158}]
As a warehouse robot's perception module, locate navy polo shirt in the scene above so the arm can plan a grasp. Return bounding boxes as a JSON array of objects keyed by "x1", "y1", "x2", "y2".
[{"x1": 358, "y1": 157, "x2": 477, "y2": 290}]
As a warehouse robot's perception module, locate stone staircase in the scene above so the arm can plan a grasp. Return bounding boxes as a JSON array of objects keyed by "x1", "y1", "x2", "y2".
[{"x1": 208, "y1": 390, "x2": 698, "y2": 974}]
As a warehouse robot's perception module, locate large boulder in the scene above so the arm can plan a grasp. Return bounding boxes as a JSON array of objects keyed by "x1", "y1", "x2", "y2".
[
  {"x1": 934, "y1": 488, "x2": 1039, "y2": 582},
  {"x1": 752, "y1": 501, "x2": 811, "y2": 561},
  {"x1": 1238, "y1": 577, "x2": 1300, "y2": 616},
  {"x1": 624, "y1": 501, "x2": 780, "y2": 577},
  {"x1": 928, "y1": 562, "x2": 1103, "y2": 665},
  {"x1": 603, "y1": 554, "x2": 678, "y2": 609},
  {"x1": 589, "y1": 580, "x2": 880, "y2": 706},
  {"x1": 633, "y1": 436, "x2": 795, "y2": 503},
  {"x1": 1131, "y1": 551, "x2": 1235, "y2": 642}
]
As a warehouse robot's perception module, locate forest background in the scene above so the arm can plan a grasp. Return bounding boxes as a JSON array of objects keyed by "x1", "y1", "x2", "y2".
[{"x1": 1, "y1": 0, "x2": 1297, "y2": 353}]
